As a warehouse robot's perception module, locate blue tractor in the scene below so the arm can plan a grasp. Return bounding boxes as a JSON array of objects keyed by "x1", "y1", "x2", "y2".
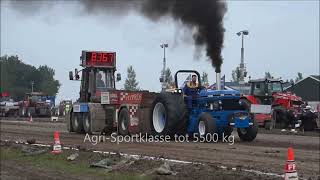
[{"x1": 150, "y1": 70, "x2": 258, "y2": 141}]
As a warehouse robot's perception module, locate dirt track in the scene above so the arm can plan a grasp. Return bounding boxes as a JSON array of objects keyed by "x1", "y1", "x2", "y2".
[{"x1": 0, "y1": 119, "x2": 319, "y2": 179}]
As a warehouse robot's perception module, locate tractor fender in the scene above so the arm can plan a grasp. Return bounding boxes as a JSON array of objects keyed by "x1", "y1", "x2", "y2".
[
  {"x1": 118, "y1": 104, "x2": 139, "y2": 134},
  {"x1": 239, "y1": 98, "x2": 251, "y2": 111},
  {"x1": 241, "y1": 95, "x2": 257, "y2": 104}
]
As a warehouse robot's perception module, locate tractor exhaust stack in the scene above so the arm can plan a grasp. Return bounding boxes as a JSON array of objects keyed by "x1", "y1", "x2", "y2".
[{"x1": 216, "y1": 72, "x2": 221, "y2": 90}]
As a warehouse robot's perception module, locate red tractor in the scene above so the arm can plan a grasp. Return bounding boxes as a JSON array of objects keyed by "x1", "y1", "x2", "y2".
[
  {"x1": 19, "y1": 92, "x2": 52, "y2": 117},
  {"x1": 67, "y1": 50, "x2": 161, "y2": 134},
  {"x1": 240, "y1": 78, "x2": 304, "y2": 130}
]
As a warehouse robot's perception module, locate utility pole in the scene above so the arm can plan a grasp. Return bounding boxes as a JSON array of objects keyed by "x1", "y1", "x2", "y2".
[
  {"x1": 236, "y1": 30, "x2": 249, "y2": 93},
  {"x1": 31, "y1": 81, "x2": 34, "y2": 93},
  {"x1": 160, "y1": 43, "x2": 168, "y2": 91},
  {"x1": 236, "y1": 30, "x2": 249, "y2": 83}
]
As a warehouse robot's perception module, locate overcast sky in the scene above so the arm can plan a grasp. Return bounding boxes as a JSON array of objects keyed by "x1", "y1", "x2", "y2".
[{"x1": 1, "y1": 0, "x2": 319, "y2": 102}]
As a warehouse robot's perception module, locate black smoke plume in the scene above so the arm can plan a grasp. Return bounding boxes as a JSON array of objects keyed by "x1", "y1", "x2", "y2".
[
  {"x1": 8, "y1": 0, "x2": 227, "y2": 72},
  {"x1": 143, "y1": 0, "x2": 226, "y2": 73}
]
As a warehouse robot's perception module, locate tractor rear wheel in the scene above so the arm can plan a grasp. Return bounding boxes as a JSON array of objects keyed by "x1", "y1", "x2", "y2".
[
  {"x1": 83, "y1": 113, "x2": 92, "y2": 134},
  {"x1": 66, "y1": 110, "x2": 73, "y2": 132},
  {"x1": 13, "y1": 110, "x2": 19, "y2": 118},
  {"x1": 151, "y1": 93, "x2": 188, "y2": 136},
  {"x1": 273, "y1": 109, "x2": 287, "y2": 129},
  {"x1": 27, "y1": 108, "x2": 32, "y2": 117},
  {"x1": 19, "y1": 107, "x2": 26, "y2": 117},
  {"x1": 197, "y1": 113, "x2": 217, "y2": 137},
  {"x1": 118, "y1": 108, "x2": 129, "y2": 135},
  {"x1": 72, "y1": 112, "x2": 84, "y2": 133},
  {"x1": 264, "y1": 120, "x2": 273, "y2": 130},
  {"x1": 237, "y1": 119, "x2": 258, "y2": 141}
]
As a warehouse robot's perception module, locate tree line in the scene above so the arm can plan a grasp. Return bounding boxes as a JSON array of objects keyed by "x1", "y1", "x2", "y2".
[
  {"x1": 124, "y1": 65, "x2": 306, "y2": 91},
  {"x1": 1, "y1": 54, "x2": 305, "y2": 98},
  {"x1": 0, "y1": 55, "x2": 61, "y2": 100},
  {"x1": 231, "y1": 68, "x2": 304, "y2": 83},
  {"x1": 123, "y1": 65, "x2": 209, "y2": 91}
]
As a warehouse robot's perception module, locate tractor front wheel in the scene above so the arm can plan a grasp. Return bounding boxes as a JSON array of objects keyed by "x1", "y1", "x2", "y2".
[
  {"x1": 273, "y1": 110, "x2": 287, "y2": 129},
  {"x1": 237, "y1": 119, "x2": 258, "y2": 141},
  {"x1": 264, "y1": 120, "x2": 273, "y2": 130},
  {"x1": 197, "y1": 113, "x2": 217, "y2": 137},
  {"x1": 19, "y1": 107, "x2": 26, "y2": 117}
]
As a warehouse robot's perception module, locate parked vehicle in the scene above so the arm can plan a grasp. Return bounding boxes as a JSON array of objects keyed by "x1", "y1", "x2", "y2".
[
  {"x1": 19, "y1": 92, "x2": 53, "y2": 117},
  {"x1": 241, "y1": 78, "x2": 304, "y2": 130},
  {"x1": 58, "y1": 100, "x2": 72, "y2": 116},
  {"x1": 0, "y1": 92, "x2": 19, "y2": 117}
]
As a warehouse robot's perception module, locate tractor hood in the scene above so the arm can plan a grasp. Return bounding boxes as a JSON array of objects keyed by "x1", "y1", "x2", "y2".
[
  {"x1": 272, "y1": 92, "x2": 302, "y2": 102},
  {"x1": 36, "y1": 101, "x2": 50, "y2": 107},
  {"x1": 199, "y1": 89, "x2": 241, "y2": 97}
]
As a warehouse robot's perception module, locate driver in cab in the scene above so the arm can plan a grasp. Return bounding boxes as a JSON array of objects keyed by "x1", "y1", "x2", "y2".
[
  {"x1": 183, "y1": 74, "x2": 199, "y2": 96},
  {"x1": 183, "y1": 74, "x2": 199, "y2": 108},
  {"x1": 96, "y1": 73, "x2": 106, "y2": 88}
]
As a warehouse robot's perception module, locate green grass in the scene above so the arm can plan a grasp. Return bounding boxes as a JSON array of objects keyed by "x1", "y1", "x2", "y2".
[{"x1": 0, "y1": 147, "x2": 149, "y2": 180}]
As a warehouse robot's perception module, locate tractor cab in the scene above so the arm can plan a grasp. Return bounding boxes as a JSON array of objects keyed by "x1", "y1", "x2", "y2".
[
  {"x1": 174, "y1": 70, "x2": 203, "y2": 95},
  {"x1": 173, "y1": 70, "x2": 242, "y2": 109},
  {"x1": 248, "y1": 78, "x2": 283, "y2": 105},
  {"x1": 69, "y1": 51, "x2": 121, "y2": 103},
  {"x1": 173, "y1": 70, "x2": 205, "y2": 108}
]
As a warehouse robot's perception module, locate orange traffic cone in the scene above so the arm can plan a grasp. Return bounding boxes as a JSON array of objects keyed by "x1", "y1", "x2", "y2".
[
  {"x1": 284, "y1": 147, "x2": 298, "y2": 180},
  {"x1": 28, "y1": 115, "x2": 33, "y2": 123},
  {"x1": 52, "y1": 131, "x2": 62, "y2": 154}
]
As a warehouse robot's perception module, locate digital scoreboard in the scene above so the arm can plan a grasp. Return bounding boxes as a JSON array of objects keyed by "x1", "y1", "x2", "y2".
[{"x1": 81, "y1": 51, "x2": 116, "y2": 68}]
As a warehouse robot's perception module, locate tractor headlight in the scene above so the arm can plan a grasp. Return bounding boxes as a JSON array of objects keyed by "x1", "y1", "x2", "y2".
[{"x1": 174, "y1": 89, "x2": 182, "y2": 93}]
